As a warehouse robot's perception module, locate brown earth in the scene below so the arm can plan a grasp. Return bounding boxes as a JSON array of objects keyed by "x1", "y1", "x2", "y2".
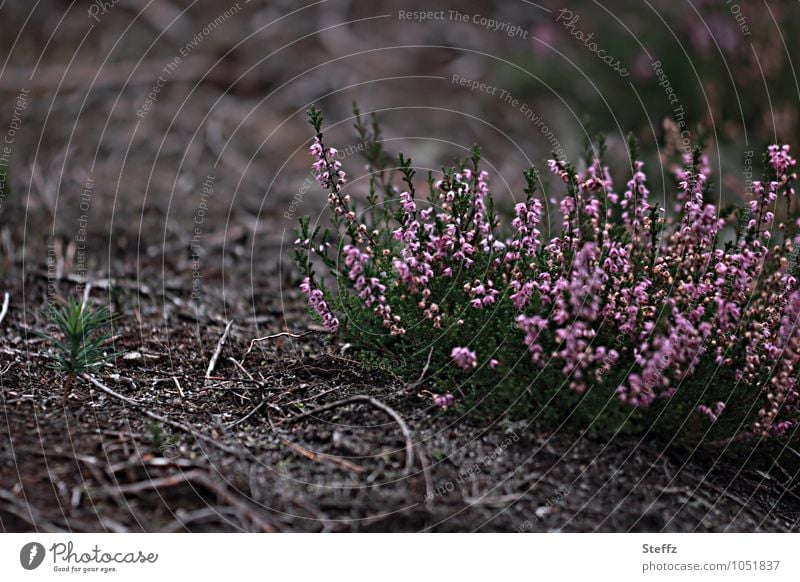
[{"x1": 1, "y1": 268, "x2": 799, "y2": 532}]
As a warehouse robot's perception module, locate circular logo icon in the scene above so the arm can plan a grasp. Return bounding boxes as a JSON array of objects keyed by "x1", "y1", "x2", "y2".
[{"x1": 20, "y1": 542, "x2": 46, "y2": 570}]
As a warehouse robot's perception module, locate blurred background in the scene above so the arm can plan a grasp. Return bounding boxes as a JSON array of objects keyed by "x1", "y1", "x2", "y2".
[{"x1": 0, "y1": 0, "x2": 797, "y2": 292}]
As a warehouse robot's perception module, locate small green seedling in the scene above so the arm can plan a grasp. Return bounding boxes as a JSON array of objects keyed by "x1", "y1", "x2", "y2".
[{"x1": 46, "y1": 298, "x2": 114, "y2": 404}]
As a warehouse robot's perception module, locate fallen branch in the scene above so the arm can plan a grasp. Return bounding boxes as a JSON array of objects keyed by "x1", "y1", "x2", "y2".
[
  {"x1": 463, "y1": 493, "x2": 526, "y2": 507},
  {"x1": 784, "y1": 445, "x2": 800, "y2": 462},
  {"x1": 188, "y1": 472, "x2": 279, "y2": 533},
  {"x1": 416, "y1": 441, "x2": 435, "y2": 505},
  {"x1": 281, "y1": 438, "x2": 366, "y2": 474},
  {"x1": 80, "y1": 283, "x2": 93, "y2": 310},
  {"x1": 91, "y1": 470, "x2": 278, "y2": 532},
  {"x1": 81, "y1": 462, "x2": 139, "y2": 530},
  {"x1": 81, "y1": 373, "x2": 243, "y2": 456},
  {"x1": 0, "y1": 292, "x2": 9, "y2": 326},
  {"x1": 284, "y1": 395, "x2": 415, "y2": 475},
  {"x1": 205, "y1": 320, "x2": 234, "y2": 381},
  {"x1": 225, "y1": 400, "x2": 269, "y2": 429},
  {"x1": 0, "y1": 489, "x2": 67, "y2": 533},
  {"x1": 240, "y1": 330, "x2": 317, "y2": 365},
  {"x1": 105, "y1": 470, "x2": 207, "y2": 495},
  {"x1": 159, "y1": 507, "x2": 241, "y2": 533},
  {"x1": 407, "y1": 347, "x2": 434, "y2": 390}
]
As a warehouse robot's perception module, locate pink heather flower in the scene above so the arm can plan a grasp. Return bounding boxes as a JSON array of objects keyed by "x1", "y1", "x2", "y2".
[
  {"x1": 517, "y1": 314, "x2": 549, "y2": 365},
  {"x1": 302, "y1": 125, "x2": 800, "y2": 436},
  {"x1": 744, "y1": 180, "x2": 778, "y2": 243},
  {"x1": 622, "y1": 160, "x2": 650, "y2": 233},
  {"x1": 472, "y1": 169, "x2": 492, "y2": 251},
  {"x1": 310, "y1": 136, "x2": 346, "y2": 192},
  {"x1": 755, "y1": 288, "x2": 800, "y2": 435},
  {"x1": 433, "y1": 393, "x2": 455, "y2": 409},
  {"x1": 768, "y1": 144, "x2": 796, "y2": 177},
  {"x1": 547, "y1": 158, "x2": 570, "y2": 183},
  {"x1": 769, "y1": 421, "x2": 796, "y2": 437},
  {"x1": 767, "y1": 144, "x2": 797, "y2": 199},
  {"x1": 510, "y1": 280, "x2": 535, "y2": 310},
  {"x1": 510, "y1": 197, "x2": 543, "y2": 257},
  {"x1": 674, "y1": 151, "x2": 711, "y2": 211},
  {"x1": 344, "y1": 245, "x2": 403, "y2": 335},
  {"x1": 467, "y1": 279, "x2": 499, "y2": 309},
  {"x1": 580, "y1": 157, "x2": 615, "y2": 197},
  {"x1": 392, "y1": 191, "x2": 434, "y2": 294},
  {"x1": 698, "y1": 401, "x2": 726, "y2": 423},
  {"x1": 300, "y1": 277, "x2": 338, "y2": 333},
  {"x1": 451, "y1": 346, "x2": 477, "y2": 370}
]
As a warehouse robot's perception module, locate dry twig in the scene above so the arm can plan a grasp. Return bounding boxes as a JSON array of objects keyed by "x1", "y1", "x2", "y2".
[
  {"x1": 205, "y1": 320, "x2": 234, "y2": 380},
  {"x1": 93, "y1": 470, "x2": 277, "y2": 532},
  {"x1": 159, "y1": 507, "x2": 241, "y2": 533},
  {"x1": 0, "y1": 292, "x2": 9, "y2": 326},
  {"x1": 407, "y1": 347, "x2": 434, "y2": 389},
  {"x1": 281, "y1": 439, "x2": 367, "y2": 474},
  {"x1": 0, "y1": 489, "x2": 67, "y2": 533},
  {"x1": 284, "y1": 395, "x2": 415, "y2": 475},
  {"x1": 226, "y1": 400, "x2": 269, "y2": 429},
  {"x1": 240, "y1": 330, "x2": 317, "y2": 365}
]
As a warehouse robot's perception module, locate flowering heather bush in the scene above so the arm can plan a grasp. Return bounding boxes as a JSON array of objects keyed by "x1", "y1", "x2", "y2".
[{"x1": 294, "y1": 106, "x2": 800, "y2": 442}]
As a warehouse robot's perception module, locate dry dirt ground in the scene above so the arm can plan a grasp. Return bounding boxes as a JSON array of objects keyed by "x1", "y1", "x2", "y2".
[
  {"x1": 1, "y1": 0, "x2": 800, "y2": 532},
  {"x1": 1, "y1": 269, "x2": 799, "y2": 532}
]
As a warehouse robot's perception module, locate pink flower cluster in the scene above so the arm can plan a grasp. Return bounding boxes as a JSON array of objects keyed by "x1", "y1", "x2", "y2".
[
  {"x1": 300, "y1": 117, "x2": 800, "y2": 435},
  {"x1": 299, "y1": 277, "x2": 338, "y2": 332},
  {"x1": 302, "y1": 122, "x2": 404, "y2": 335},
  {"x1": 698, "y1": 401, "x2": 726, "y2": 423},
  {"x1": 433, "y1": 393, "x2": 455, "y2": 409},
  {"x1": 310, "y1": 137, "x2": 346, "y2": 193},
  {"x1": 451, "y1": 346, "x2": 477, "y2": 370},
  {"x1": 344, "y1": 244, "x2": 403, "y2": 334}
]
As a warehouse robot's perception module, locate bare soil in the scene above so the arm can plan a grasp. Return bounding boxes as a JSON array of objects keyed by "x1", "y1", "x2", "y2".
[{"x1": 1, "y1": 268, "x2": 799, "y2": 532}]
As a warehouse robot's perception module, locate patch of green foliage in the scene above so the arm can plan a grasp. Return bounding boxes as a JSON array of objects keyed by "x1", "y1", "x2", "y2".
[{"x1": 45, "y1": 298, "x2": 115, "y2": 404}]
